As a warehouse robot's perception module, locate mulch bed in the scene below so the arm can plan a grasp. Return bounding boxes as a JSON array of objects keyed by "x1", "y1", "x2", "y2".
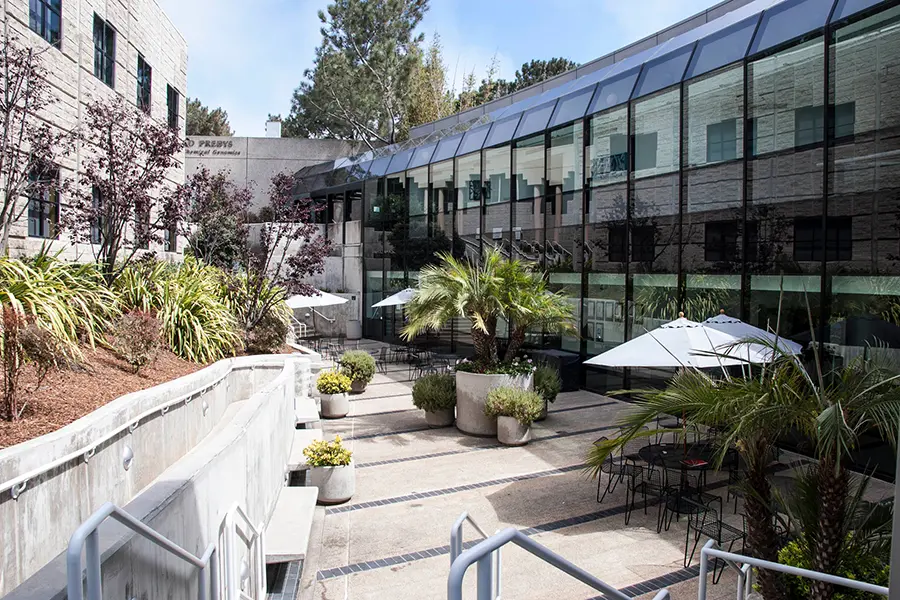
[{"x1": 0, "y1": 347, "x2": 204, "y2": 450}]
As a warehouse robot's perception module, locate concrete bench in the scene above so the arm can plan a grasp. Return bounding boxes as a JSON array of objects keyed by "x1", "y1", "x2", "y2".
[
  {"x1": 287, "y1": 428, "x2": 323, "y2": 472},
  {"x1": 264, "y1": 487, "x2": 319, "y2": 564},
  {"x1": 295, "y1": 394, "x2": 320, "y2": 429}
]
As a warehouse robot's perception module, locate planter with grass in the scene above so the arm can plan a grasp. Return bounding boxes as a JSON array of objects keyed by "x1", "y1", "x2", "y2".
[
  {"x1": 303, "y1": 436, "x2": 354, "y2": 504},
  {"x1": 533, "y1": 363, "x2": 562, "y2": 421},
  {"x1": 412, "y1": 373, "x2": 456, "y2": 427},
  {"x1": 484, "y1": 386, "x2": 543, "y2": 446},
  {"x1": 316, "y1": 370, "x2": 351, "y2": 418},
  {"x1": 339, "y1": 350, "x2": 376, "y2": 393},
  {"x1": 456, "y1": 361, "x2": 534, "y2": 436}
]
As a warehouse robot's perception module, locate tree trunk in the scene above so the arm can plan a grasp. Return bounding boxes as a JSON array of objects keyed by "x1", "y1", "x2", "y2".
[
  {"x1": 743, "y1": 464, "x2": 785, "y2": 600},
  {"x1": 471, "y1": 318, "x2": 498, "y2": 364},
  {"x1": 810, "y1": 457, "x2": 847, "y2": 600},
  {"x1": 504, "y1": 326, "x2": 525, "y2": 362}
]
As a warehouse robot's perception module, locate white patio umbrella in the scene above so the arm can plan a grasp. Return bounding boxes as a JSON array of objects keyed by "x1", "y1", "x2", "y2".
[
  {"x1": 285, "y1": 289, "x2": 349, "y2": 309},
  {"x1": 584, "y1": 317, "x2": 773, "y2": 369},
  {"x1": 703, "y1": 313, "x2": 803, "y2": 355},
  {"x1": 372, "y1": 288, "x2": 416, "y2": 308}
]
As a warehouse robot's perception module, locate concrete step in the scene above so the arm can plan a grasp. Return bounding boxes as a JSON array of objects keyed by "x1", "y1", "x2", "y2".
[
  {"x1": 264, "y1": 486, "x2": 319, "y2": 564},
  {"x1": 287, "y1": 428, "x2": 324, "y2": 472},
  {"x1": 295, "y1": 395, "x2": 320, "y2": 429}
]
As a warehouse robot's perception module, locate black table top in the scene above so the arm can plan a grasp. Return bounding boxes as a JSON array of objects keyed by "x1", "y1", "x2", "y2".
[{"x1": 637, "y1": 442, "x2": 717, "y2": 471}]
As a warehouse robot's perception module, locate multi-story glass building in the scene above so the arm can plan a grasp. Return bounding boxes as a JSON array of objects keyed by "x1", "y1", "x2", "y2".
[{"x1": 296, "y1": 0, "x2": 900, "y2": 393}]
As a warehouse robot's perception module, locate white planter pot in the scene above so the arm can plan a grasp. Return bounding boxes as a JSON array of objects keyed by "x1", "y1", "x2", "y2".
[
  {"x1": 320, "y1": 392, "x2": 349, "y2": 418},
  {"x1": 309, "y1": 463, "x2": 355, "y2": 505},
  {"x1": 424, "y1": 408, "x2": 454, "y2": 428},
  {"x1": 497, "y1": 416, "x2": 532, "y2": 446},
  {"x1": 455, "y1": 371, "x2": 533, "y2": 436}
]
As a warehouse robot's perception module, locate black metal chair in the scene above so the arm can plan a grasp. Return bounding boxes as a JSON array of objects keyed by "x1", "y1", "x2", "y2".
[
  {"x1": 683, "y1": 498, "x2": 745, "y2": 583},
  {"x1": 624, "y1": 460, "x2": 672, "y2": 532},
  {"x1": 593, "y1": 436, "x2": 641, "y2": 504},
  {"x1": 375, "y1": 347, "x2": 389, "y2": 374}
]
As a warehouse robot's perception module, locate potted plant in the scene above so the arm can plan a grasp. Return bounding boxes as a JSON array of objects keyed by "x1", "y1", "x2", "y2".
[
  {"x1": 403, "y1": 249, "x2": 575, "y2": 436},
  {"x1": 533, "y1": 363, "x2": 562, "y2": 421},
  {"x1": 484, "y1": 386, "x2": 543, "y2": 446},
  {"x1": 303, "y1": 436, "x2": 354, "y2": 504},
  {"x1": 316, "y1": 369, "x2": 351, "y2": 418},
  {"x1": 339, "y1": 350, "x2": 376, "y2": 393},
  {"x1": 412, "y1": 373, "x2": 456, "y2": 427}
]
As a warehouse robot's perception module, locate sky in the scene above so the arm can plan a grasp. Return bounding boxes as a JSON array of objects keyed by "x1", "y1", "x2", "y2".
[{"x1": 157, "y1": 0, "x2": 723, "y2": 137}]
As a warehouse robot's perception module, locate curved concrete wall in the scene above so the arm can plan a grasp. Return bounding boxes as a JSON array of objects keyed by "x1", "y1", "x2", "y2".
[{"x1": 0, "y1": 354, "x2": 312, "y2": 598}]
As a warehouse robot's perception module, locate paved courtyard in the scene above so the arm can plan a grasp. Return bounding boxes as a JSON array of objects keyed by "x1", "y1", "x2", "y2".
[{"x1": 297, "y1": 343, "x2": 782, "y2": 600}]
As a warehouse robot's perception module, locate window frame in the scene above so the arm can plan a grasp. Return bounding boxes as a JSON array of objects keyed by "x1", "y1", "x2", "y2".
[
  {"x1": 167, "y1": 84, "x2": 180, "y2": 131},
  {"x1": 29, "y1": 0, "x2": 62, "y2": 49},
  {"x1": 27, "y1": 165, "x2": 60, "y2": 239},
  {"x1": 137, "y1": 54, "x2": 152, "y2": 114},
  {"x1": 93, "y1": 14, "x2": 116, "y2": 88}
]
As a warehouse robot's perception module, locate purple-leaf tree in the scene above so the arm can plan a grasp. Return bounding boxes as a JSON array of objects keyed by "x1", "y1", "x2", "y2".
[
  {"x1": 0, "y1": 32, "x2": 74, "y2": 252},
  {"x1": 63, "y1": 95, "x2": 184, "y2": 284},
  {"x1": 236, "y1": 172, "x2": 331, "y2": 333}
]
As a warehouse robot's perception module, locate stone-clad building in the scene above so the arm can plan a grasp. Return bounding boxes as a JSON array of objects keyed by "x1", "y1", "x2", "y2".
[{"x1": 4, "y1": 0, "x2": 187, "y2": 258}]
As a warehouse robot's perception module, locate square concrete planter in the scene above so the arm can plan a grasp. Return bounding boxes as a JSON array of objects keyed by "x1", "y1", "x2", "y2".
[
  {"x1": 497, "y1": 415, "x2": 532, "y2": 446},
  {"x1": 309, "y1": 463, "x2": 355, "y2": 505},
  {"x1": 320, "y1": 392, "x2": 350, "y2": 419},
  {"x1": 455, "y1": 371, "x2": 533, "y2": 436}
]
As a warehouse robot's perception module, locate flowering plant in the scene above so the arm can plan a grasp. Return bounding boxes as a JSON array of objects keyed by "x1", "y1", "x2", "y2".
[
  {"x1": 303, "y1": 436, "x2": 352, "y2": 467},
  {"x1": 456, "y1": 355, "x2": 536, "y2": 376},
  {"x1": 317, "y1": 369, "x2": 351, "y2": 394}
]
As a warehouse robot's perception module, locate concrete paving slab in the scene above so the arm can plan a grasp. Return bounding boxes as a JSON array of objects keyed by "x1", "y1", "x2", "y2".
[{"x1": 265, "y1": 487, "x2": 319, "y2": 564}]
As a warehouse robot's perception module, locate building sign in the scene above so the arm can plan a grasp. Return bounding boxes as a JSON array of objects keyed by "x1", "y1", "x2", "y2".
[{"x1": 185, "y1": 138, "x2": 243, "y2": 158}]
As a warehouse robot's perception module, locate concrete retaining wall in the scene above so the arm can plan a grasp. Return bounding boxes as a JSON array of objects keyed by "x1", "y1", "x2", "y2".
[{"x1": 0, "y1": 354, "x2": 312, "y2": 599}]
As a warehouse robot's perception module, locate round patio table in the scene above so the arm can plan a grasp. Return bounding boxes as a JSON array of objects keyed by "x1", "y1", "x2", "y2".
[{"x1": 637, "y1": 442, "x2": 717, "y2": 474}]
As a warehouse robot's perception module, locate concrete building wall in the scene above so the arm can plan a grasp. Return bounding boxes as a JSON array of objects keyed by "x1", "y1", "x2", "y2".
[{"x1": 3, "y1": 0, "x2": 188, "y2": 260}]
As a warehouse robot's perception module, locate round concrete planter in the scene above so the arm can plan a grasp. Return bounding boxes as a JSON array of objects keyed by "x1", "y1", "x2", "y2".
[
  {"x1": 424, "y1": 408, "x2": 454, "y2": 428},
  {"x1": 497, "y1": 416, "x2": 532, "y2": 446},
  {"x1": 455, "y1": 371, "x2": 533, "y2": 436},
  {"x1": 320, "y1": 392, "x2": 349, "y2": 418},
  {"x1": 535, "y1": 399, "x2": 549, "y2": 422},
  {"x1": 350, "y1": 379, "x2": 368, "y2": 394},
  {"x1": 309, "y1": 463, "x2": 355, "y2": 505}
]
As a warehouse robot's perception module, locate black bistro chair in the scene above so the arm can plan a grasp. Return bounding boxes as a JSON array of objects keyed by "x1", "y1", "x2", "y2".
[
  {"x1": 593, "y1": 436, "x2": 641, "y2": 504},
  {"x1": 683, "y1": 498, "x2": 745, "y2": 583}
]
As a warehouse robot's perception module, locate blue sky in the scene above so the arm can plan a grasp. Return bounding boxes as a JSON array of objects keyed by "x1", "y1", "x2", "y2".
[{"x1": 157, "y1": 0, "x2": 722, "y2": 137}]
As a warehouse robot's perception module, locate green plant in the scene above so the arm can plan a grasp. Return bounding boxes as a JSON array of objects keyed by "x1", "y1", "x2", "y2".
[
  {"x1": 317, "y1": 369, "x2": 351, "y2": 395},
  {"x1": 457, "y1": 357, "x2": 536, "y2": 376},
  {"x1": 484, "y1": 386, "x2": 543, "y2": 426},
  {"x1": 412, "y1": 373, "x2": 456, "y2": 412},
  {"x1": 243, "y1": 309, "x2": 290, "y2": 354},
  {"x1": 109, "y1": 311, "x2": 161, "y2": 373},
  {"x1": 339, "y1": 350, "x2": 376, "y2": 384},
  {"x1": 533, "y1": 363, "x2": 562, "y2": 403},
  {"x1": 778, "y1": 539, "x2": 889, "y2": 599},
  {"x1": 302, "y1": 435, "x2": 352, "y2": 467}
]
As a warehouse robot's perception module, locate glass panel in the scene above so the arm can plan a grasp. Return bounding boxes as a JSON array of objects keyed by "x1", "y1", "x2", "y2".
[
  {"x1": 684, "y1": 66, "x2": 744, "y2": 168},
  {"x1": 548, "y1": 85, "x2": 597, "y2": 129},
  {"x1": 547, "y1": 123, "x2": 583, "y2": 193},
  {"x1": 587, "y1": 107, "x2": 628, "y2": 187},
  {"x1": 456, "y1": 123, "x2": 491, "y2": 156},
  {"x1": 632, "y1": 273, "x2": 679, "y2": 333},
  {"x1": 632, "y1": 87, "x2": 680, "y2": 179},
  {"x1": 364, "y1": 178, "x2": 385, "y2": 339},
  {"x1": 430, "y1": 160, "x2": 456, "y2": 265},
  {"x1": 455, "y1": 152, "x2": 481, "y2": 210},
  {"x1": 431, "y1": 133, "x2": 463, "y2": 163},
  {"x1": 407, "y1": 166, "x2": 428, "y2": 217},
  {"x1": 368, "y1": 156, "x2": 392, "y2": 177},
  {"x1": 485, "y1": 114, "x2": 521, "y2": 148},
  {"x1": 484, "y1": 201, "x2": 510, "y2": 257},
  {"x1": 686, "y1": 15, "x2": 760, "y2": 79},
  {"x1": 588, "y1": 69, "x2": 640, "y2": 114},
  {"x1": 347, "y1": 160, "x2": 372, "y2": 182},
  {"x1": 483, "y1": 146, "x2": 511, "y2": 205},
  {"x1": 832, "y1": 0, "x2": 885, "y2": 22},
  {"x1": 633, "y1": 43, "x2": 695, "y2": 99},
  {"x1": 386, "y1": 148, "x2": 414, "y2": 174},
  {"x1": 514, "y1": 134, "x2": 545, "y2": 201},
  {"x1": 514, "y1": 101, "x2": 557, "y2": 139},
  {"x1": 749, "y1": 0, "x2": 835, "y2": 56},
  {"x1": 408, "y1": 143, "x2": 436, "y2": 169}
]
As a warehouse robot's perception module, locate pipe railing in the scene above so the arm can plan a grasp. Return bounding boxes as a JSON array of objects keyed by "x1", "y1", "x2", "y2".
[
  {"x1": 450, "y1": 512, "x2": 500, "y2": 600},
  {"x1": 697, "y1": 540, "x2": 890, "y2": 600},
  {"x1": 448, "y1": 526, "x2": 670, "y2": 600}
]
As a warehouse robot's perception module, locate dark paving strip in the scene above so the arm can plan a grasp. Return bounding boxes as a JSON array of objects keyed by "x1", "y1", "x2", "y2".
[
  {"x1": 325, "y1": 463, "x2": 585, "y2": 515},
  {"x1": 349, "y1": 392, "x2": 412, "y2": 403},
  {"x1": 601, "y1": 565, "x2": 702, "y2": 599},
  {"x1": 343, "y1": 424, "x2": 436, "y2": 441},
  {"x1": 349, "y1": 407, "x2": 418, "y2": 418},
  {"x1": 354, "y1": 424, "x2": 620, "y2": 468},
  {"x1": 548, "y1": 400, "x2": 616, "y2": 414}
]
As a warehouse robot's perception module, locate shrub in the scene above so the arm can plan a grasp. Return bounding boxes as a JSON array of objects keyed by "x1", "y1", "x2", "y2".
[
  {"x1": 339, "y1": 350, "x2": 376, "y2": 384},
  {"x1": 243, "y1": 309, "x2": 290, "y2": 354},
  {"x1": 109, "y1": 311, "x2": 161, "y2": 373},
  {"x1": 317, "y1": 369, "x2": 351, "y2": 395},
  {"x1": 484, "y1": 386, "x2": 543, "y2": 426},
  {"x1": 456, "y1": 356, "x2": 536, "y2": 376},
  {"x1": 778, "y1": 539, "x2": 889, "y2": 599},
  {"x1": 303, "y1": 435, "x2": 352, "y2": 467},
  {"x1": 412, "y1": 373, "x2": 456, "y2": 412},
  {"x1": 533, "y1": 363, "x2": 562, "y2": 403}
]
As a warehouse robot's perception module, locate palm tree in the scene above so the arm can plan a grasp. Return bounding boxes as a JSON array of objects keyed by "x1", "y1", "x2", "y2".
[
  {"x1": 402, "y1": 249, "x2": 575, "y2": 365},
  {"x1": 587, "y1": 363, "x2": 816, "y2": 600}
]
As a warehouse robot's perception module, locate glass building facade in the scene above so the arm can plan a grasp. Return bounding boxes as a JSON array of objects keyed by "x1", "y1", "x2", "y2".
[{"x1": 296, "y1": 0, "x2": 900, "y2": 394}]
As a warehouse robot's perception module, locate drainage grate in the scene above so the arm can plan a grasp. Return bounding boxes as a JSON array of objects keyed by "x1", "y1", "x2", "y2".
[{"x1": 266, "y1": 560, "x2": 302, "y2": 600}]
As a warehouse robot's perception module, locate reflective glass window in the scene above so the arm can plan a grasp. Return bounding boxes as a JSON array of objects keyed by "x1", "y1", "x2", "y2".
[
  {"x1": 386, "y1": 148, "x2": 414, "y2": 174},
  {"x1": 686, "y1": 15, "x2": 760, "y2": 79},
  {"x1": 514, "y1": 134, "x2": 545, "y2": 201},
  {"x1": 483, "y1": 146, "x2": 511, "y2": 205},
  {"x1": 455, "y1": 152, "x2": 481, "y2": 210},
  {"x1": 587, "y1": 107, "x2": 628, "y2": 187},
  {"x1": 588, "y1": 69, "x2": 640, "y2": 115},
  {"x1": 407, "y1": 167, "x2": 428, "y2": 217},
  {"x1": 408, "y1": 143, "x2": 436, "y2": 169},
  {"x1": 749, "y1": 0, "x2": 835, "y2": 56},
  {"x1": 456, "y1": 123, "x2": 491, "y2": 156},
  {"x1": 832, "y1": 0, "x2": 883, "y2": 22},
  {"x1": 347, "y1": 160, "x2": 372, "y2": 182},
  {"x1": 633, "y1": 44, "x2": 695, "y2": 99},
  {"x1": 548, "y1": 86, "x2": 597, "y2": 128},
  {"x1": 368, "y1": 156, "x2": 392, "y2": 177},
  {"x1": 514, "y1": 101, "x2": 557, "y2": 139},
  {"x1": 547, "y1": 123, "x2": 583, "y2": 193},
  {"x1": 684, "y1": 66, "x2": 744, "y2": 168},
  {"x1": 632, "y1": 88, "x2": 680, "y2": 178},
  {"x1": 431, "y1": 133, "x2": 463, "y2": 163},
  {"x1": 485, "y1": 114, "x2": 521, "y2": 147}
]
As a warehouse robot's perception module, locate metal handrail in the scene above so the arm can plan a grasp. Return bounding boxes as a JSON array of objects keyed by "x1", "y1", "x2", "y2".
[
  {"x1": 697, "y1": 540, "x2": 890, "y2": 599},
  {"x1": 311, "y1": 308, "x2": 336, "y2": 323},
  {"x1": 226, "y1": 504, "x2": 266, "y2": 600},
  {"x1": 447, "y1": 527, "x2": 670, "y2": 600},
  {"x1": 450, "y1": 512, "x2": 499, "y2": 599},
  {"x1": 0, "y1": 369, "x2": 231, "y2": 500},
  {"x1": 67, "y1": 502, "x2": 217, "y2": 600},
  {"x1": 290, "y1": 315, "x2": 308, "y2": 338}
]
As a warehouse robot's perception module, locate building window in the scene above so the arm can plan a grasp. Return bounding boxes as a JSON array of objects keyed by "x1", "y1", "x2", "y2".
[
  {"x1": 833, "y1": 102, "x2": 856, "y2": 139},
  {"x1": 704, "y1": 221, "x2": 739, "y2": 262},
  {"x1": 93, "y1": 15, "x2": 115, "y2": 87},
  {"x1": 29, "y1": 0, "x2": 61, "y2": 48},
  {"x1": 27, "y1": 166, "x2": 59, "y2": 239},
  {"x1": 632, "y1": 225, "x2": 656, "y2": 262},
  {"x1": 137, "y1": 54, "x2": 152, "y2": 113},
  {"x1": 167, "y1": 85, "x2": 180, "y2": 130},
  {"x1": 164, "y1": 223, "x2": 177, "y2": 252},
  {"x1": 91, "y1": 186, "x2": 103, "y2": 244},
  {"x1": 608, "y1": 226, "x2": 627, "y2": 262},
  {"x1": 633, "y1": 132, "x2": 657, "y2": 171},
  {"x1": 794, "y1": 106, "x2": 825, "y2": 147},
  {"x1": 706, "y1": 120, "x2": 738, "y2": 163},
  {"x1": 794, "y1": 217, "x2": 852, "y2": 262}
]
